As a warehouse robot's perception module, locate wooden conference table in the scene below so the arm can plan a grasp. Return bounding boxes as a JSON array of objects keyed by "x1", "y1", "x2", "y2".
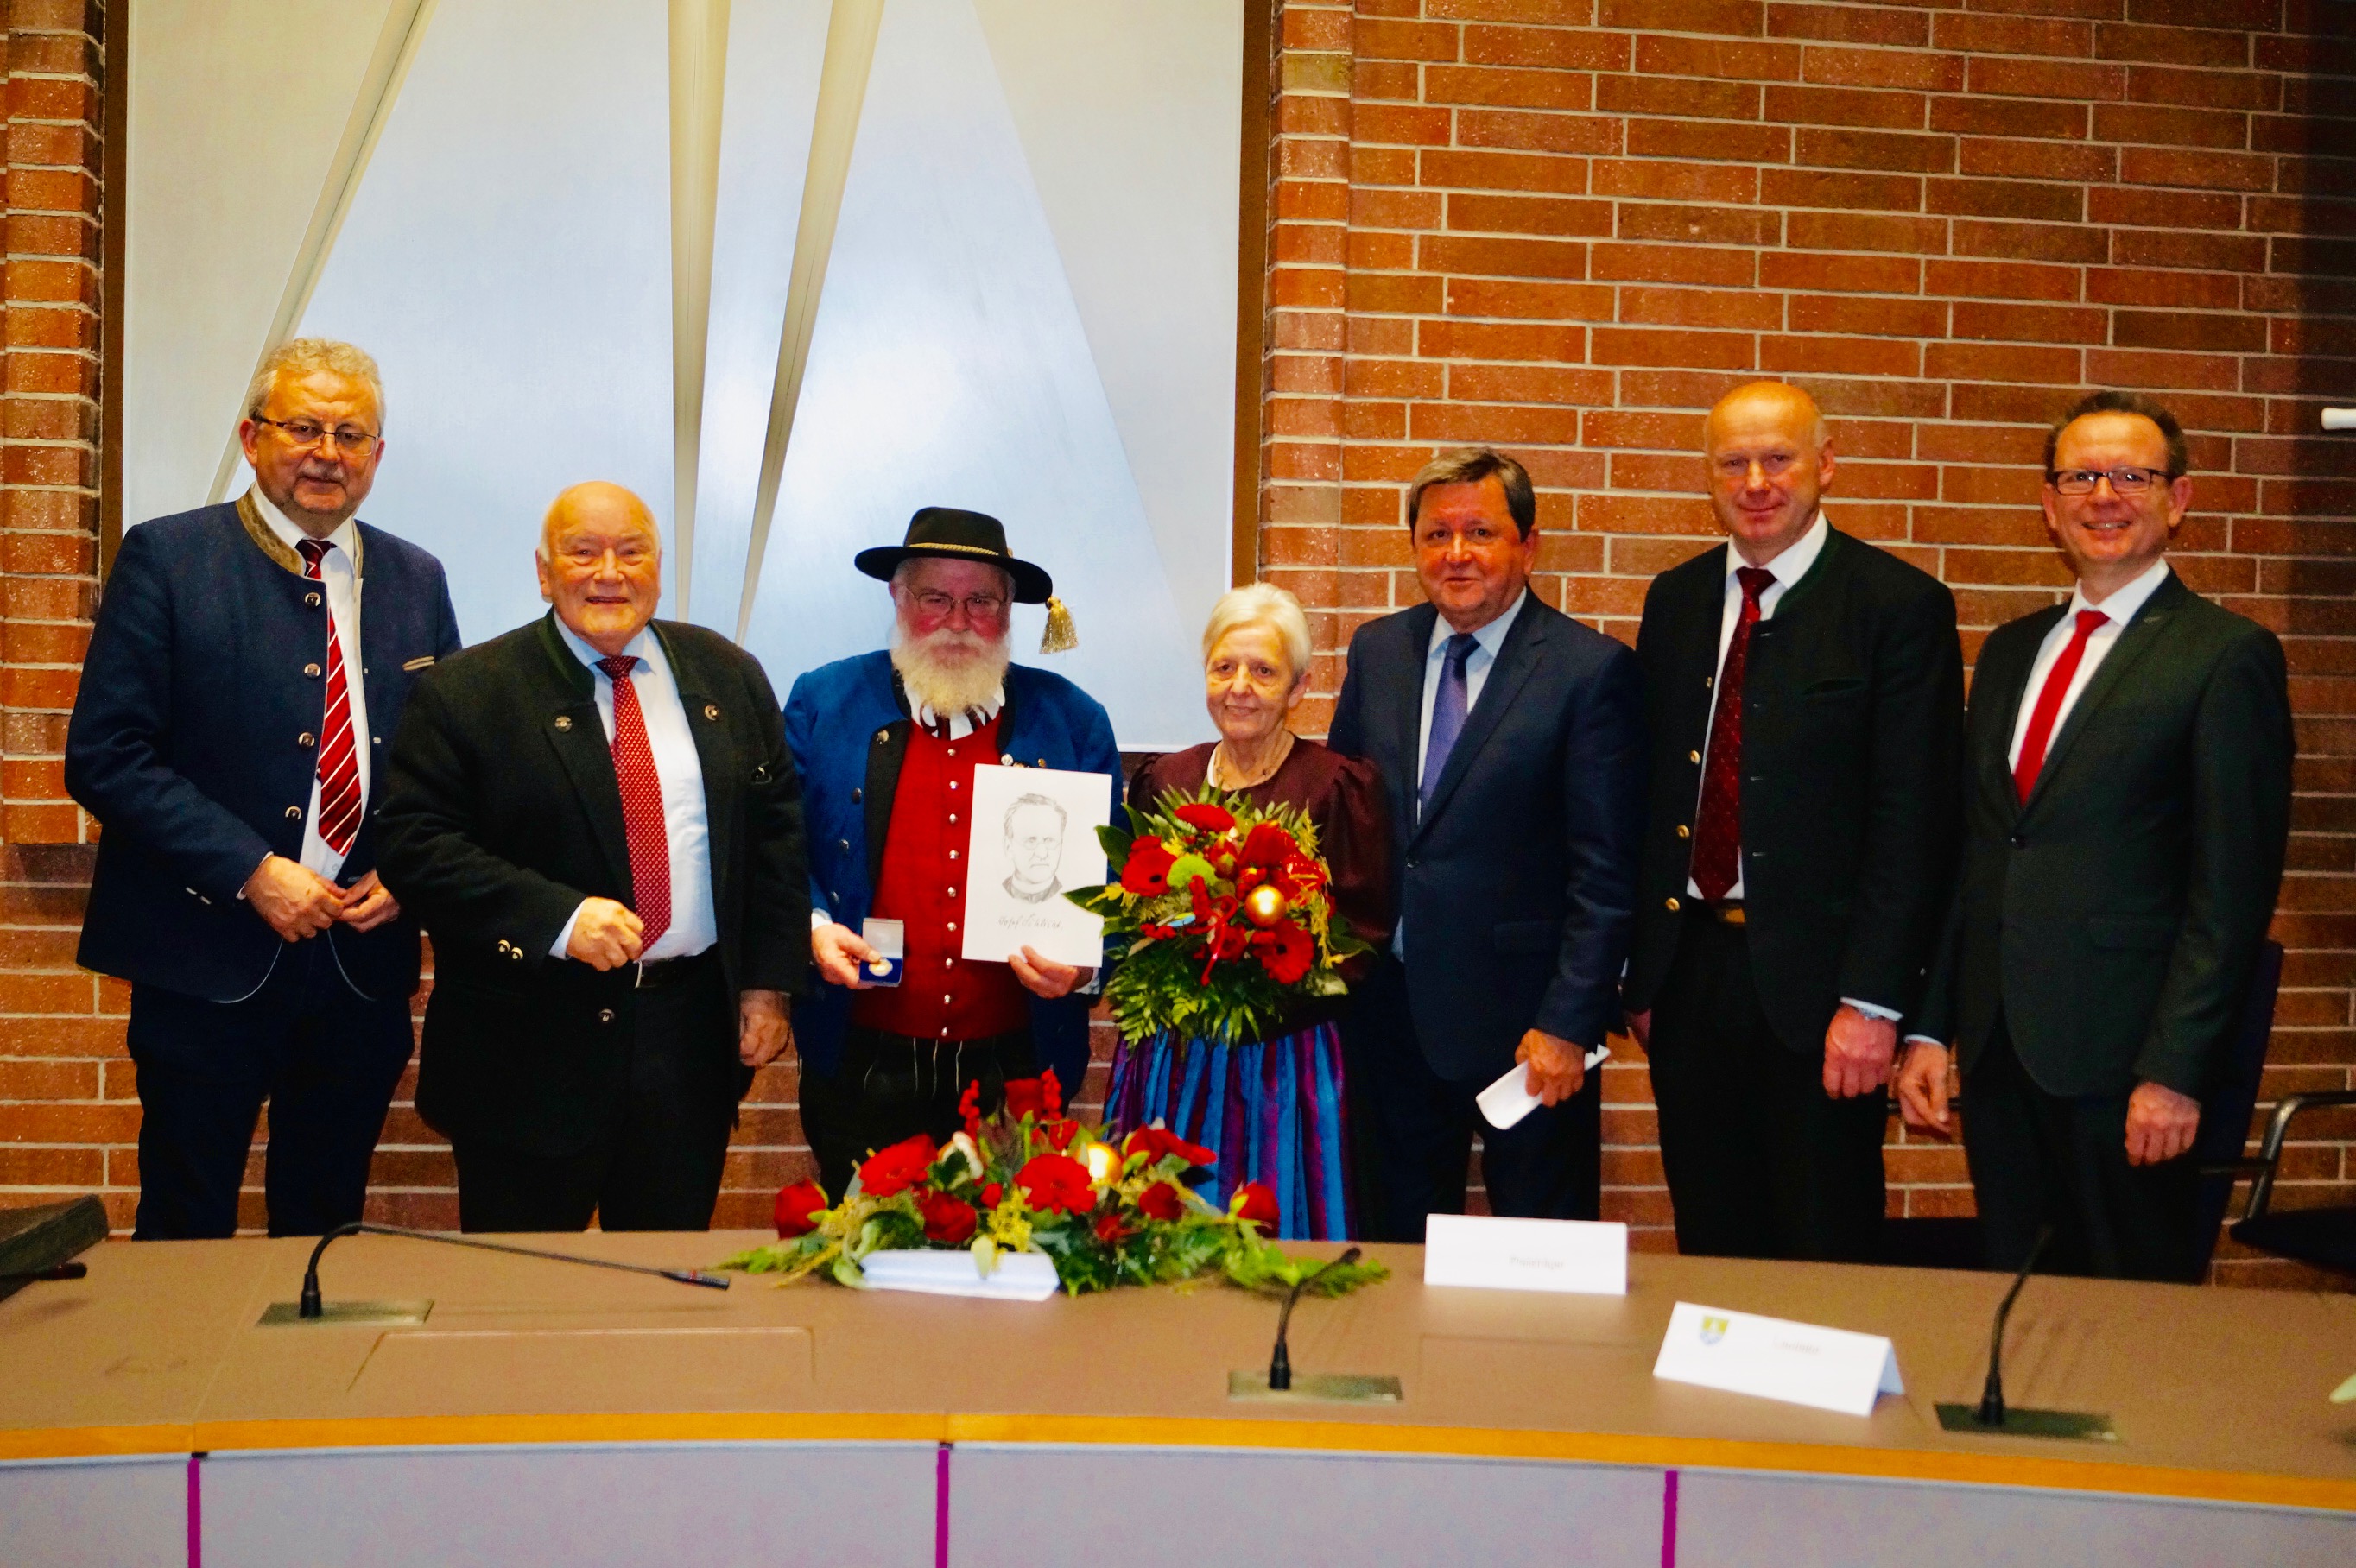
[{"x1": 2, "y1": 1232, "x2": 2351, "y2": 1566}]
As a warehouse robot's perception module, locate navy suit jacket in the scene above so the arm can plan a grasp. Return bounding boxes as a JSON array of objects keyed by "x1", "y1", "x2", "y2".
[
  {"x1": 784, "y1": 651, "x2": 1120, "y2": 1089},
  {"x1": 1329, "y1": 595, "x2": 1645, "y2": 1081},
  {"x1": 66, "y1": 502, "x2": 461, "y2": 1003}
]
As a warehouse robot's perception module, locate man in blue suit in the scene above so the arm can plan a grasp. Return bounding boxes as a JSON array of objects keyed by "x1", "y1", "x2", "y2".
[
  {"x1": 1329, "y1": 449, "x2": 1644, "y2": 1240},
  {"x1": 785, "y1": 509, "x2": 1118, "y2": 1200},
  {"x1": 66, "y1": 339, "x2": 460, "y2": 1238}
]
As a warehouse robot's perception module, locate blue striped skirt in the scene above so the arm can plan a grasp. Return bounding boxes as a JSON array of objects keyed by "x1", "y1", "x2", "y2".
[{"x1": 1104, "y1": 1020, "x2": 1354, "y2": 1242}]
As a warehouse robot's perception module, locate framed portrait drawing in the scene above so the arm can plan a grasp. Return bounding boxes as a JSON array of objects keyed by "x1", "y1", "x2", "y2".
[{"x1": 959, "y1": 764, "x2": 1111, "y2": 969}]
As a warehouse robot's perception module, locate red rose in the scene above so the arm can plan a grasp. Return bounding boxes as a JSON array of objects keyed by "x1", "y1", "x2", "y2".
[
  {"x1": 1094, "y1": 1211, "x2": 1134, "y2": 1244},
  {"x1": 1174, "y1": 801, "x2": 1236, "y2": 832},
  {"x1": 917, "y1": 1189, "x2": 978, "y2": 1245},
  {"x1": 1003, "y1": 1077, "x2": 1048, "y2": 1120},
  {"x1": 1254, "y1": 922, "x2": 1314, "y2": 985},
  {"x1": 858, "y1": 1134, "x2": 937, "y2": 1198},
  {"x1": 1238, "y1": 821, "x2": 1299, "y2": 869},
  {"x1": 1124, "y1": 1126, "x2": 1215, "y2": 1169},
  {"x1": 1017, "y1": 1154, "x2": 1095, "y2": 1214},
  {"x1": 773, "y1": 1179, "x2": 826, "y2": 1237},
  {"x1": 1137, "y1": 1180, "x2": 1186, "y2": 1221},
  {"x1": 1121, "y1": 838, "x2": 1178, "y2": 895},
  {"x1": 1233, "y1": 1182, "x2": 1280, "y2": 1230},
  {"x1": 981, "y1": 1182, "x2": 1004, "y2": 1208}
]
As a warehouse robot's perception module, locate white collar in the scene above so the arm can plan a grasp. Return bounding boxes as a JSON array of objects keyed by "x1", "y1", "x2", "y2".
[
  {"x1": 1428, "y1": 586, "x2": 1529, "y2": 656},
  {"x1": 248, "y1": 484, "x2": 358, "y2": 564},
  {"x1": 1726, "y1": 509, "x2": 1830, "y2": 591},
  {"x1": 554, "y1": 616, "x2": 661, "y2": 675},
  {"x1": 2069, "y1": 556, "x2": 2172, "y2": 626}
]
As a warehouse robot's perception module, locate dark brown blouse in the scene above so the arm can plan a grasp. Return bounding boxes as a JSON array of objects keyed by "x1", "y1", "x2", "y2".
[{"x1": 1128, "y1": 737, "x2": 1395, "y2": 964}]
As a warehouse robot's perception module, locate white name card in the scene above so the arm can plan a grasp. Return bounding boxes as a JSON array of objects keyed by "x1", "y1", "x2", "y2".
[
  {"x1": 858, "y1": 1249, "x2": 1061, "y2": 1301},
  {"x1": 1652, "y1": 1300, "x2": 1903, "y2": 1417},
  {"x1": 1422, "y1": 1213, "x2": 1628, "y2": 1295}
]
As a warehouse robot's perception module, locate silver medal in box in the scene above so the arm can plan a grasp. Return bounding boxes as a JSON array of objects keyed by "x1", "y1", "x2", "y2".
[{"x1": 862, "y1": 918, "x2": 904, "y2": 986}]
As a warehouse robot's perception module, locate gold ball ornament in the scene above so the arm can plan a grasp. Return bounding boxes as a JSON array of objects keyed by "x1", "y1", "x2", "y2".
[{"x1": 1242, "y1": 884, "x2": 1289, "y2": 928}]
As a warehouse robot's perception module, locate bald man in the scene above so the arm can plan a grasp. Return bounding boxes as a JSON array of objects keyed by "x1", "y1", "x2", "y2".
[
  {"x1": 1622, "y1": 383, "x2": 1963, "y2": 1263},
  {"x1": 378, "y1": 484, "x2": 808, "y2": 1231}
]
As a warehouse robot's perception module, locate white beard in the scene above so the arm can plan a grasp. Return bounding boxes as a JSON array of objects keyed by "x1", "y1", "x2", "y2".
[{"x1": 890, "y1": 623, "x2": 1011, "y2": 718}]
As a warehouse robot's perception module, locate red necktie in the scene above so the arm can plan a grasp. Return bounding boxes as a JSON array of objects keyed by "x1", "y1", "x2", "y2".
[
  {"x1": 1690, "y1": 566, "x2": 1776, "y2": 901},
  {"x1": 2013, "y1": 608, "x2": 2109, "y2": 805},
  {"x1": 294, "y1": 540, "x2": 364, "y2": 857},
  {"x1": 598, "y1": 654, "x2": 672, "y2": 947}
]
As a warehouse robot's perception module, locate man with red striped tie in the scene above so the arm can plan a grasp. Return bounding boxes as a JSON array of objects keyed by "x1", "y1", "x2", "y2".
[
  {"x1": 377, "y1": 483, "x2": 807, "y2": 1232},
  {"x1": 67, "y1": 338, "x2": 461, "y2": 1239},
  {"x1": 1897, "y1": 392, "x2": 2294, "y2": 1281}
]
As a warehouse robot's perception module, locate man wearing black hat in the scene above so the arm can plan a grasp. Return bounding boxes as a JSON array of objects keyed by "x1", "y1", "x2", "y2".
[{"x1": 784, "y1": 507, "x2": 1118, "y2": 1200}]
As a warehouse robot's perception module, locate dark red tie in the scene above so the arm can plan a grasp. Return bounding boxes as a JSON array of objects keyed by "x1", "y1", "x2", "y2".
[
  {"x1": 2013, "y1": 608, "x2": 2109, "y2": 805},
  {"x1": 598, "y1": 654, "x2": 671, "y2": 947},
  {"x1": 294, "y1": 540, "x2": 363, "y2": 857},
  {"x1": 1690, "y1": 566, "x2": 1776, "y2": 901}
]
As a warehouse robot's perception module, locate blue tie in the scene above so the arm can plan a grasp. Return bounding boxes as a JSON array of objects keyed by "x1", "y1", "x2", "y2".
[{"x1": 1419, "y1": 633, "x2": 1479, "y2": 818}]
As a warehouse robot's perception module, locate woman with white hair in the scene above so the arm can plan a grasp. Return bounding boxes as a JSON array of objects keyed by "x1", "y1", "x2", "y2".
[{"x1": 1105, "y1": 584, "x2": 1392, "y2": 1240}]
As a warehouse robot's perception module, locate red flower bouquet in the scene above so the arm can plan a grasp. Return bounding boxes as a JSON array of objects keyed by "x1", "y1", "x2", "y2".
[
  {"x1": 1070, "y1": 787, "x2": 1368, "y2": 1047},
  {"x1": 722, "y1": 1073, "x2": 1387, "y2": 1299}
]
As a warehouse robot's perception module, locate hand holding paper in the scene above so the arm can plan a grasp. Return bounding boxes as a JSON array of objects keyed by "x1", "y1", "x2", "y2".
[{"x1": 1478, "y1": 1046, "x2": 1610, "y2": 1131}]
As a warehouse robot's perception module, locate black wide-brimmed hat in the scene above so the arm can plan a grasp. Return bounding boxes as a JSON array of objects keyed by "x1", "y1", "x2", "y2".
[{"x1": 854, "y1": 507, "x2": 1054, "y2": 605}]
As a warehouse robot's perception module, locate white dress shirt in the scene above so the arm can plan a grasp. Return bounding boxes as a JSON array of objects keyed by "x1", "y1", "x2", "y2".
[
  {"x1": 250, "y1": 486, "x2": 370, "y2": 885},
  {"x1": 1395, "y1": 587, "x2": 1529, "y2": 957},
  {"x1": 549, "y1": 620, "x2": 719, "y2": 962},
  {"x1": 1686, "y1": 512, "x2": 1898, "y2": 1023},
  {"x1": 2006, "y1": 557, "x2": 2174, "y2": 772}
]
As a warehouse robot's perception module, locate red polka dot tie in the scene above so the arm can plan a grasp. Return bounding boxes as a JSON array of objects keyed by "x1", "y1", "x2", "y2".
[
  {"x1": 1689, "y1": 566, "x2": 1776, "y2": 901},
  {"x1": 294, "y1": 540, "x2": 363, "y2": 857},
  {"x1": 598, "y1": 654, "x2": 671, "y2": 948}
]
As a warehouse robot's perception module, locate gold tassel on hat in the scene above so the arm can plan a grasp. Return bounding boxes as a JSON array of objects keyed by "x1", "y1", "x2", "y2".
[{"x1": 1039, "y1": 595, "x2": 1078, "y2": 654}]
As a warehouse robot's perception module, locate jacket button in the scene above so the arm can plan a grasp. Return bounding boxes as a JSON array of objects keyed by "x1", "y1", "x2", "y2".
[
  {"x1": 1405, "y1": 856, "x2": 1419, "y2": 869},
  {"x1": 510, "y1": 947, "x2": 522, "y2": 962},
  {"x1": 298, "y1": 732, "x2": 316, "y2": 748},
  {"x1": 305, "y1": 591, "x2": 321, "y2": 608},
  {"x1": 1688, "y1": 749, "x2": 1701, "y2": 764},
  {"x1": 598, "y1": 1008, "x2": 615, "y2": 1024},
  {"x1": 705, "y1": 704, "x2": 720, "y2": 720},
  {"x1": 839, "y1": 839, "x2": 851, "y2": 852},
  {"x1": 497, "y1": 939, "x2": 510, "y2": 953},
  {"x1": 304, "y1": 662, "x2": 322, "y2": 679},
  {"x1": 554, "y1": 715, "x2": 573, "y2": 730},
  {"x1": 852, "y1": 787, "x2": 863, "y2": 804},
  {"x1": 284, "y1": 806, "x2": 301, "y2": 820},
  {"x1": 1666, "y1": 896, "x2": 1682, "y2": 913},
  {"x1": 875, "y1": 730, "x2": 890, "y2": 744},
  {"x1": 1675, "y1": 824, "x2": 1690, "y2": 839},
  {"x1": 2010, "y1": 834, "x2": 2027, "y2": 850},
  {"x1": 1703, "y1": 675, "x2": 1713, "y2": 689}
]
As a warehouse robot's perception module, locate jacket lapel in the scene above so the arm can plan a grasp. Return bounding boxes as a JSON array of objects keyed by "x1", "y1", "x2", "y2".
[
  {"x1": 535, "y1": 614, "x2": 634, "y2": 895},
  {"x1": 1389, "y1": 604, "x2": 1438, "y2": 833},
  {"x1": 2021, "y1": 572, "x2": 2186, "y2": 817},
  {"x1": 659, "y1": 623, "x2": 736, "y2": 900},
  {"x1": 1414, "y1": 597, "x2": 1548, "y2": 840},
  {"x1": 1985, "y1": 605, "x2": 2063, "y2": 814}
]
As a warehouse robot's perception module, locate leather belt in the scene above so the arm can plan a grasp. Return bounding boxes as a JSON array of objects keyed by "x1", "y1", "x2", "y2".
[{"x1": 635, "y1": 948, "x2": 719, "y2": 989}]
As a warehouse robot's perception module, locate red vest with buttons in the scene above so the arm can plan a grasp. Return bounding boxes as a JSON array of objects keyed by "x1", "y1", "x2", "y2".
[{"x1": 852, "y1": 716, "x2": 1031, "y2": 1040}]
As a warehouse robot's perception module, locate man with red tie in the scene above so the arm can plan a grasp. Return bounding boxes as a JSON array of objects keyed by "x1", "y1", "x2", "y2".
[
  {"x1": 1897, "y1": 392, "x2": 2293, "y2": 1281},
  {"x1": 377, "y1": 482, "x2": 808, "y2": 1231},
  {"x1": 1624, "y1": 383, "x2": 1964, "y2": 1263}
]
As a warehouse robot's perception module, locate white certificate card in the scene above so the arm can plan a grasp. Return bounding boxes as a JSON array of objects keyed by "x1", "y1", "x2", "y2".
[{"x1": 960, "y1": 764, "x2": 1112, "y2": 969}]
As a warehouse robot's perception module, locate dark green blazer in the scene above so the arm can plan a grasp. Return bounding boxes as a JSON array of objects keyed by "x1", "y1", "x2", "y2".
[
  {"x1": 1624, "y1": 525, "x2": 1964, "y2": 1053},
  {"x1": 1912, "y1": 570, "x2": 2292, "y2": 1099},
  {"x1": 377, "y1": 613, "x2": 809, "y2": 1155}
]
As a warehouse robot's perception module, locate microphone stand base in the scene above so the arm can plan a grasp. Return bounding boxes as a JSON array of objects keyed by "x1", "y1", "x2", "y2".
[
  {"x1": 1935, "y1": 1402, "x2": 2116, "y2": 1442},
  {"x1": 1228, "y1": 1370, "x2": 1401, "y2": 1404},
  {"x1": 259, "y1": 1299, "x2": 433, "y2": 1327}
]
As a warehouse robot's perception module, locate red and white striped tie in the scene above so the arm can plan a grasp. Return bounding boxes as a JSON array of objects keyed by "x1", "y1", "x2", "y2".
[
  {"x1": 295, "y1": 539, "x2": 364, "y2": 856},
  {"x1": 598, "y1": 654, "x2": 672, "y2": 948}
]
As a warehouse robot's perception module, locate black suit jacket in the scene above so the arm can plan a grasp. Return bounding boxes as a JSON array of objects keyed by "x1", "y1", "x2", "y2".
[
  {"x1": 1328, "y1": 593, "x2": 1644, "y2": 1079},
  {"x1": 1914, "y1": 571, "x2": 2292, "y2": 1099},
  {"x1": 66, "y1": 502, "x2": 460, "y2": 1003},
  {"x1": 377, "y1": 613, "x2": 809, "y2": 1155},
  {"x1": 1624, "y1": 525, "x2": 1964, "y2": 1051}
]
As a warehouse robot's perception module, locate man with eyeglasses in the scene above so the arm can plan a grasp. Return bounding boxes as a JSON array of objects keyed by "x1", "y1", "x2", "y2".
[
  {"x1": 66, "y1": 338, "x2": 460, "y2": 1239},
  {"x1": 377, "y1": 482, "x2": 807, "y2": 1231},
  {"x1": 783, "y1": 508, "x2": 1116, "y2": 1202},
  {"x1": 1896, "y1": 390, "x2": 2293, "y2": 1281},
  {"x1": 1622, "y1": 382, "x2": 1963, "y2": 1265}
]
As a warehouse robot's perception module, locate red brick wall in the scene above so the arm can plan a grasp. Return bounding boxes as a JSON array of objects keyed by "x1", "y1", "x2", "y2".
[
  {"x1": 5, "y1": 2, "x2": 2353, "y2": 1284},
  {"x1": 1254, "y1": 0, "x2": 2356, "y2": 1286}
]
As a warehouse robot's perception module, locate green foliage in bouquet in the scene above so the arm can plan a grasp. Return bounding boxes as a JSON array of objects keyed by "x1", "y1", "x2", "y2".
[
  {"x1": 1067, "y1": 786, "x2": 1369, "y2": 1047},
  {"x1": 719, "y1": 1071, "x2": 1387, "y2": 1299}
]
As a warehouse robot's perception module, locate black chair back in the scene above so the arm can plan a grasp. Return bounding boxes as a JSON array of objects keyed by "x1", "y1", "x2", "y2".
[{"x1": 2190, "y1": 939, "x2": 2284, "y2": 1265}]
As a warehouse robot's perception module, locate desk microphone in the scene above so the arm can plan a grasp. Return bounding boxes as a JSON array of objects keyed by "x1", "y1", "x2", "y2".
[
  {"x1": 1267, "y1": 1246, "x2": 1361, "y2": 1392},
  {"x1": 296, "y1": 1222, "x2": 731, "y2": 1318},
  {"x1": 1975, "y1": 1224, "x2": 2054, "y2": 1426}
]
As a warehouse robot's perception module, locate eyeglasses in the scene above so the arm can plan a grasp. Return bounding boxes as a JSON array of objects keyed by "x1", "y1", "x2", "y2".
[
  {"x1": 2047, "y1": 466, "x2": 2174, "y2": 496},
  {"x1": 254, "y1": 417, "x2": 380, "y2": 458},
  {"x1": 909, "y1": 590, "x2": 1010, "y2": 621}
]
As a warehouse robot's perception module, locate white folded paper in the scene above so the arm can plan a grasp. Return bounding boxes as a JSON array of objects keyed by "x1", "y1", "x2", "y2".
[
  {"x1": 1652, "y1": 1300, "x2": 1903, "y2": 1417},
  {"x1": 1423, "y1": 1212, "x2": 1627, "y2": 1295},
  {"x1": 857, "y1": 1249, "x2": 1061, "y2": 1301},
  {"x1": 1475, "y1": 1046, "x2": 1612, "y2": 1130}
]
